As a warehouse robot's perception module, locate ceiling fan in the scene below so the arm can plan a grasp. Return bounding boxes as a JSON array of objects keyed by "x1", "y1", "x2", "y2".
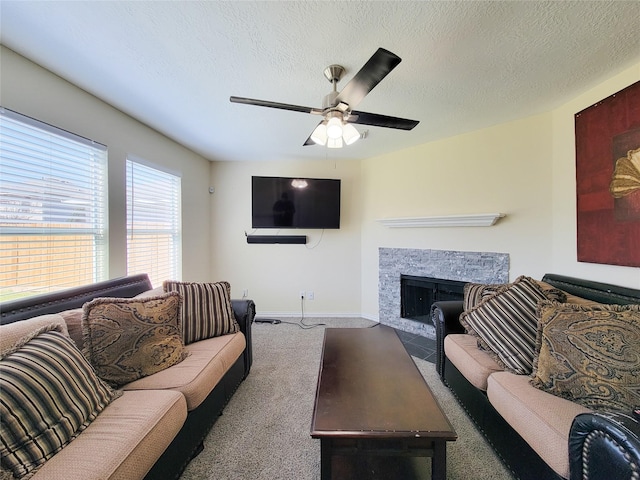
[{"x1": 230, "y1": 48, "x2": 419, "y2": 148}]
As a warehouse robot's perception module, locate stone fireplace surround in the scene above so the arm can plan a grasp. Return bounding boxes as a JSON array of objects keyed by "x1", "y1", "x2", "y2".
[{"x1": 379, "y1": 248, "x2": 509, "y2": 338}]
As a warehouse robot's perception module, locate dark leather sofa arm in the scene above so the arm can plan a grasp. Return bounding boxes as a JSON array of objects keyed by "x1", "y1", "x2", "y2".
[
  {"x1": 231, "y1": 299, "x2": 255, "y2": 334},
  {"x1": 569, "y1": 411, "x2": 640, "y2": 480},
  {"x1": 431, "y1": 300, "x2": 465, "y2": 381},
  {"x1": 231, "y1": 299, "x2": 256, "y2": 377}
]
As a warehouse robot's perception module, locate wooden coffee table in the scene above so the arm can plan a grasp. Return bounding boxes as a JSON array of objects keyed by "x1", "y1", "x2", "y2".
[{"x1": 310, "y1": 325, "x2": 457, "y2": 480}]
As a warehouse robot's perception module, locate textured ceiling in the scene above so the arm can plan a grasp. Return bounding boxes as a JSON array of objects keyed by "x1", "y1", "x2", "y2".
[{"x1": 1, "y1": 1, "x2": 639, "y2": 162}]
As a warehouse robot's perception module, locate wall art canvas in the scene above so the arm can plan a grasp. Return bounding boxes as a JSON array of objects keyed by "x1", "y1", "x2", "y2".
[{"x1": 575, "y1": 80, "x2": 640, "y2": 267}]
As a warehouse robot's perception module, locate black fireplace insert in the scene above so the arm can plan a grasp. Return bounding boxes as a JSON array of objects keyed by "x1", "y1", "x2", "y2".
[{"x1": 400, "y1": 275, "x2": 466, "y2": 323}]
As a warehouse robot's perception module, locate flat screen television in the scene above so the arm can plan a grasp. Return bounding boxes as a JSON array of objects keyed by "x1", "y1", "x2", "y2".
[{"x1": 251, "y1": 176, "x2": 341, "y2": 229}]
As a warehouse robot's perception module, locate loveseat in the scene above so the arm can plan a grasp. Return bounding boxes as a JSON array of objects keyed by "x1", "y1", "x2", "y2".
[
  {"x1": 432, "y1": 273, "x2": 640, "y2": 480},
  {"x1": 0, "y1": 274, "x2": 256, "y2": 480}
]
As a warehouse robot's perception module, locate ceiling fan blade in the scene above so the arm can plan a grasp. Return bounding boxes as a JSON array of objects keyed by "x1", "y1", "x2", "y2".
[
  {"x1": 303, "y1": 121, "x2": 324, "y2": 146},
  {"x1": 334, "y1": 48, "x2": 402, "y2": 110},
  {"x1": 349, "y1": 111, "x2": 419, "y2": 130},
  {"x1": 230, "y1": 96, "x2": 322, "y2": 115}
]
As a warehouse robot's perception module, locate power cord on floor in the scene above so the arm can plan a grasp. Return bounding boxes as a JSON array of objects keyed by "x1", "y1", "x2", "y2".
[{"x1": 278, "y1": 295, "x2": 325, "y2": 329}]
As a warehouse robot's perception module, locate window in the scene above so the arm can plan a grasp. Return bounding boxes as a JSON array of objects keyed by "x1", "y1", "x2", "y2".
[
  {"x1": 0, "y1": 108, "x2": 108, "y2": 301},
  {"x1": 126, "y1": 158, "x2": 181, "y2": 286}
]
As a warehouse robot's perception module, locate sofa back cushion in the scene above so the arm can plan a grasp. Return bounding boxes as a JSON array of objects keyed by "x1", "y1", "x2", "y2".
[
  {"x1": 0, "y1": 325, "x2": 119, "y2": 478},
  {"x1": 163, "y1": 281, "x2": 239, "y2": 344},
  {"x1": 0, "y1": 314, "x2": 69, "y2": 353}
]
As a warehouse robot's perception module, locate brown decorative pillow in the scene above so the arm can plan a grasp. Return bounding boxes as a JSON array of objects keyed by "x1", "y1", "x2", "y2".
[
  {"x1": 82, "y1": 292, "x2": 187, "y2": 387},
  {"x1": 531, "y1": 302, "x2": 640, "y2": 412},
  {"x1": 460, "y1": 276, "x2": 557, "y2": 374},
  {"x1": 163, "y1": 280, "x2": 239, "y2": 344}
]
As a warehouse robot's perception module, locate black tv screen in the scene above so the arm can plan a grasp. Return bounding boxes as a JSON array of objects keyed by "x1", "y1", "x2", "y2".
[{"x1": 251, "y1": 176, "x2": 341, "y2": 229}]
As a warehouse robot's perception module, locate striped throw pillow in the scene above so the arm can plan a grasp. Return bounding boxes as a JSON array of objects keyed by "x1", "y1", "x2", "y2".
[
  {"x1": 462, "y1": 282, "x2": 511, "y2": 313},
  {"x1": 163, "y1": 281, "x2": 239, "y2": 344},
  {"x1": 0, "y1": 325, "x2": 118, "y2": 478},
  {"x1": 460, "y1": 276, "x2": 552, "y2": 375}
]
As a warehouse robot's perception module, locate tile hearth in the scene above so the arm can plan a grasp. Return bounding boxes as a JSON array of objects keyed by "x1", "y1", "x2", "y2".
[{"x1": 396, "y1": 328, "x2": 436, "y2": 363}]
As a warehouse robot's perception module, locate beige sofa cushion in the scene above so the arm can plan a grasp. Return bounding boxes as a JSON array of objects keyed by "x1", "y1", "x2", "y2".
[
  {"x1": 31, "y1": 390, "x2": 187, "y2": 480},
  {"x1": 59, "y1": 308, "x2": 85, "y2": 349},
  {"x1": 444, "y1": 334, "x2": 503, "y2": 390},
  {"x1": 122, "y1": 332, "x2": 245, "y2": 410},
  {"x1": 0, "y1": 314, "x2": 69, "y2": 351},
  {"x1": 487, "y1": 371, "x2": 590, "y2": 479}
]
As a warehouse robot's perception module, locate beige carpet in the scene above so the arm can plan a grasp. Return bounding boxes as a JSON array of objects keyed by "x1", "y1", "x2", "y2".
[{"x1": 180, "y1": 318, "x2": 515, "y2": 479}]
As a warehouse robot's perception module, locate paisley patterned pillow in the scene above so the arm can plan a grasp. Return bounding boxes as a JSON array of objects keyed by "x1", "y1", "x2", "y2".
[
  {"x1": 531, "y1": 301, "x2": 640, "y2": 412},
  {"x1": 82, "y1": 292, "x2": 187, "y2": 387}
]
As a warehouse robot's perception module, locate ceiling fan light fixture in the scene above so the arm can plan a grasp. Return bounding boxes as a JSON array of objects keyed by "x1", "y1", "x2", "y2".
[
  {"x1": 342, "y1": 123, "x2": 360, "y2": 145},
  {"x1": 326, "y1": 116, "x2": 343, "y2": 139},
  {"x1": 310, "y1": 122, "x2": 328, "y2": 145},
  {"x1": 327, "y1": 137, "x2": 343, "y2": 149}
]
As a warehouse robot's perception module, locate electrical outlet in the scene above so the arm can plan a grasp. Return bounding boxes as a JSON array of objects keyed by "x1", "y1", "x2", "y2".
[
  {"x1": 242, "y1": 289, "x2": 248, "y2": 298},
  {"x1": 299, "y1": 290, "x2": 305, "y2": 299},
  {"x1": 307, "y1": 291, "x2": 314, "y2": 300}
]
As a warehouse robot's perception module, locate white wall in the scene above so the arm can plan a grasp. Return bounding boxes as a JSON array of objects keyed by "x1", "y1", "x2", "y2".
[
  {"x1": 209, "y1": 159, "x2": 362, "y2": 316},
  {"x1": 1, "y1": 47, "x2": 213, "y2": 283}
]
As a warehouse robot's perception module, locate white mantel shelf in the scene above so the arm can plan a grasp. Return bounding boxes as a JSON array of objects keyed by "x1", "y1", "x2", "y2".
[{"x1": 377, "y1": 213, "x2": 506, "y2": 228}]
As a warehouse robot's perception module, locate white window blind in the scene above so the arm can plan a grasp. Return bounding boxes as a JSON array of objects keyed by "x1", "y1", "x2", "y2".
[
  {"x1": 0, "y1": 108, "x2": 108, "y2": 301},
  {"x1": 126, "y1": 158, "x2": 181, "y2": 287}
]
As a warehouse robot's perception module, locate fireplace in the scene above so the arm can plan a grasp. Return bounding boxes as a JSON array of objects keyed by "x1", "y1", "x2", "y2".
[
  {"x1": 379, "y1": 248, "x2": 509, "y2": 338},
  {"x1": 400, "y1": 275, "x2": 465, "y2": 324}
]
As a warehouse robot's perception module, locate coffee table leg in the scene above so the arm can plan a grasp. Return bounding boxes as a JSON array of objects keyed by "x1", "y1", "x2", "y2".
[
  {"x1": 320, "y1": 439, "x2": 332, "y2": 480},
  {"x1": 431, "y1": 441, "x2": 447, "y2": 480}
]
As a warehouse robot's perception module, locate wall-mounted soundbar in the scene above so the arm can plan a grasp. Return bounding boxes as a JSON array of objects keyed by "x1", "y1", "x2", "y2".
[{"x1": 246, "y1": 235, "x2": 307, "y2": 244}]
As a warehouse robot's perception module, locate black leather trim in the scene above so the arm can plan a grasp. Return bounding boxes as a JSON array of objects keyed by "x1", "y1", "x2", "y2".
[
  {"x1": 542, "y1": 273, "x2": 640, "y2": 305},
  {"x1": 232, "y1": 299, "x2": 256, "y2": 377},
  {"x1": 431, "y1": 300, "x2": 464, "y2": 381},
  {"x1": 0, "y1": 273, "x2": 153, "y2": 324},
  {"x1": 569, "y1": 412, "x2": 640, "y2": 480}
]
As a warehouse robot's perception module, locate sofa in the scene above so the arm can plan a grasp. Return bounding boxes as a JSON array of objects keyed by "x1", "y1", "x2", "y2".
[
  {"x1": 0, "y1": 274, "x2": 256, "y2": 480},
  {"x1": 432, "y1": 273, "x2": 640, "y2": 480}
]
